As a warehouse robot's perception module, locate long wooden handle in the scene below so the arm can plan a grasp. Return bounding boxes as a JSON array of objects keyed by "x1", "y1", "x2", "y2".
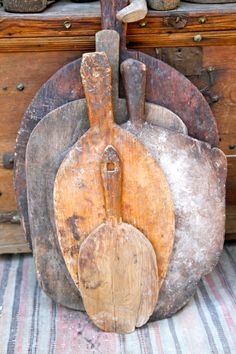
[
  {"x1": 100, "y1": 0, "x2": 128, "y2": 47},
  {"x1": 80, "y1": 52, "x2": 114, "y2": 129},
  {"x1": 96, "y1": 30, "x2": 120, "y2": 107},
  {"x1": 101, "y1": 0, "x2": 128, "y2": 29},
  {"x1": 120, "y1": 58, "x2": 146, "y2": 127},
  {"x1": 101, "y1": 145, "x2": 122, "y2": 226},
  {"x1": 116, "y1": 0, "x2": 148, "y2": 23}
]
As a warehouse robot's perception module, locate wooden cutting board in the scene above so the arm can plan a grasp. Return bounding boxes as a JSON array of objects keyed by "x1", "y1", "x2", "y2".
[
  {"x1": 53, "y1": 52, "x2": 175, "y2": 297},
  {"x1": 121, "y1": 57, "x2": 227, "y2": 321},
  {"x1": 15, "y1": 0, "x2": 218, "y2": 246},
  {"x1": 26, "y1": 30, "x2": 182, "y2": 310},
  {"x1": 78, "y1": 144, "x2": 158, "y2": 333}
]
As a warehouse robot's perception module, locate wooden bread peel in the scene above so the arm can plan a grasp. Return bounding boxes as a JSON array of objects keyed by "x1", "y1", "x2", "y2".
[
  {"x1": 25, "y1": 30, "x2": 182, "y2": 310},
  {"x1": 53, "y1": 53, "x2": 175, "y2": 314},
  {"x1": 15, "y1": 0, "x2": 219, "y2": 248},
  {"x1": 78, "y1": 144, "x2": 158, "y2": 333},
  {"x1": 121, "y1": 57, "x2": 227, "y2": 320}
]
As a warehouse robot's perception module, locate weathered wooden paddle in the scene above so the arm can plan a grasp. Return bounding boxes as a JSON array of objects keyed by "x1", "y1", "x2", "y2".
[
  {"x1": 26, "y1": 30, "x2": 183, "y2": 311},
  {"x1": 15, "y1": 0, "x2": 219, "y2": 247},
  {"x1": 53, "y1": 53, "x2": 175, "y2": 302},
  {"x1": 78, "y1": 145, "x2": 158, "y2": 333},
  {"x1": 121, "y1": 57, "x2": 227, "y2": 320}
]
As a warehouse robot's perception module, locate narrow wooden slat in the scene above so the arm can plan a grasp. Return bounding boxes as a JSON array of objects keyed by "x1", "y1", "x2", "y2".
[
  {"x1": 2, "y1": 2, "x2": 236, "y2": 38},
  {"x1": 0, "y1": 223, "x2": 30, "y2": 254}
]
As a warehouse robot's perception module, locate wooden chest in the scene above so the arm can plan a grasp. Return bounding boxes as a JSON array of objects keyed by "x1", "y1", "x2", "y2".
[{"x1": 0, "y1": 0, "x2": 236, "y2": 253}]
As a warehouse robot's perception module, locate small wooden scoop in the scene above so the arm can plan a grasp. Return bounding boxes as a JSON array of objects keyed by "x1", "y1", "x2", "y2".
[
  {"x1": 53, "y1": 52, "x2": 174, "y2": 307},
  {"x1": 78, "y1": 145, "x2": 158, "y2": 333}
]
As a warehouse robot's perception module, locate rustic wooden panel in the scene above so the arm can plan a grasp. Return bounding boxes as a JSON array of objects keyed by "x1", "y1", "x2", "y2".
[
  {"x1": 0, "y1": 223, "x2": 30, "y2": 254},
  {"x1": 226, "y1": 177, "x2": 236, "y2": 205},
  {"x1": 219, "y1": 135, "x2": 236, "y2": 155},
  {"x1": 2, "y1": 31, "x2": 236, "y2": 52},
  {"x1": 1, "y1": 3, "x2": 236, "y2": 247},
  {"x1": 128, "y1": 30, "x2": 236, "y2": 48},
  {"x1": 203, "y1": 46, "x2": 236, "y2": 136},
  {"x1": 226, "y1": 205, "x2": 236, "y2": 237},
  {"x1": 0, "y1": 169, "x2": 16, "y2": 211},
  {"x1": 2, "y1": 1, "x2": 236, "y2": 39},
  {"x1": 225, "y1": 156, "x2": 236, "y2": 176},
  {"x1": 0, "y1": 51, "x2": 82, "y2": 213},
  {"x1": 0, "y1": 37, "x2": 95, "y2": 52},
  {"x1": 0, "y1": 51, "x2": 82, "y2": 142}
]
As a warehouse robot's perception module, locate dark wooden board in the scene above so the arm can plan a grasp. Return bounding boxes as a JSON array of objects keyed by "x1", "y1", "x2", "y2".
[
  {"x1": 14, "y1": 50, "x2": 219, "y2": 244},
  {"x1": 15, "y1": 0, "x2": 218, "y2": 244},
  {"x1": 26, "y1": 100, "x2": 89, "y2": 308},
  {"x1": 25, "y1": 95, "x2": 184, "y2": 309}
]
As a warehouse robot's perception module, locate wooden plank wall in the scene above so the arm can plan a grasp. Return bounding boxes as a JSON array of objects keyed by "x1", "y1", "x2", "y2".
[{"x1": 0, "y1": 1, "x2": 236, "y2": 253}]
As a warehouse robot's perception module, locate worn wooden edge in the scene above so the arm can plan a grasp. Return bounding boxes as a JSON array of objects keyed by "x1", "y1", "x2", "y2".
[
  {"x1": 2, "y1": 1, "x2": 236, "y2": 38},
  {"x1": 1, "y1": 31, "x2": 236, "y2": 52},
  {"x1": 0, "y1": 243, "x2": 30, "y2": 254},
  {"x1": 0, "y1": 223, "x2": 30, "y2": 254},
  {"x1": 128, "y1": 30, "x2": 236, "y2": 48}
]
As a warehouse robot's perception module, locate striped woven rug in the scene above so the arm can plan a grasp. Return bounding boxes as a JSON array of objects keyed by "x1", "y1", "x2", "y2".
[{"x1": 0, "y1": 244, "x2": 236, "y2": 354}]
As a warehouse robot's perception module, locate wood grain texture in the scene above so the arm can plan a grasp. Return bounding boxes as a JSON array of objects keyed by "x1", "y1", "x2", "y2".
[
  {"x1": 78, "y1": 145, "x2": 158, "y2": 333},
  {"x1": 79, "y1": 223, "x2": 158, "y2": 333},
  {"x1": 0, "y1": 2, "x2": 233, "y2": 248},
  {"x1": 120, "y1": 58, "x2": 146, "y2": 127},
  {"x1": 26, "y1": 100, "x2": 89, "y2": 309},
  {"x1": 2, "y1": 2, "x2": 236, "y2": 39},
  {"x1": 0, "y1": 223, "x2": 30, "y2": 254},
  {"x1": 95, "y1": 30, "x2": 120, "y2": 116},
  {"x1": 25, "y1": 96, "x2": 186, "y2": 308},
  {"x1": 15, "y1": 48, "x2": 218, "y2": 244},
  {"x1": 123, "y1": 49, "x2": 218, "y2": 145},
  {"x1": 24, "y1": 30, "x2": 185, "y2": 309},
  {"x1": 3, "y1": 31, "x2": 236, "y2": 52},
  {"x1": 120, "y1": 58, "x2": 187, "y2": 135},
  {"x1": 226, "y1": 205, "x2": 236, "y2": 237},
  {"x1": 54, "y1": 52, "x2": 175, "y2": 291}
]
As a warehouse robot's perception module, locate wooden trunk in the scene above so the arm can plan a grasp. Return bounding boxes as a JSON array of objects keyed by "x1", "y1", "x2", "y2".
[{"x1": 0, "y1": 0, "x2": 236, "y2": 253}]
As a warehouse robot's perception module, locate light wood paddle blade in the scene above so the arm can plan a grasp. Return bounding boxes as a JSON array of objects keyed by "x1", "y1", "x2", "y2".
[
  {"x1": 53, "y1": 52, "x2": 175, "y2": 298},
  {"x1": 78, "y1": 145, "x2": 158, "y2": 333}
]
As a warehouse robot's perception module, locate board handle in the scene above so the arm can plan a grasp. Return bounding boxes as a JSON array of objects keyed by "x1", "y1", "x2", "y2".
[
  {"x1": 100, "y1": 0, "x2": 128, "y2": 47},
  {"x1": 101, "y1": 145, "x2": 122, "y2": 226},
  {"x1": 80, "y1": 52, "x2": 114, "y2": 129},
  {"x1": 116, "y1": 0, "x2": 148, "y2": 23},
  {"x1": 96, "y1": 30, "x2": 120, "y2": 109},
  {"x1": 120, "y1": 58, "x2": 146, "y2": 127}
]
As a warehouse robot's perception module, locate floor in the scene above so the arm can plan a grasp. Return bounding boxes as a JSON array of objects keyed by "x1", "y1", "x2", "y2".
[{"x1": 0, "y1": 244, "x2": 236, "y2": 354}]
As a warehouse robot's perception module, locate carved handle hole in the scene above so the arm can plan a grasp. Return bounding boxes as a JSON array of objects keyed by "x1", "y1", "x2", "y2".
[{"x1": 107, "y1": 161, "x2": 115, "y2": 172}]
